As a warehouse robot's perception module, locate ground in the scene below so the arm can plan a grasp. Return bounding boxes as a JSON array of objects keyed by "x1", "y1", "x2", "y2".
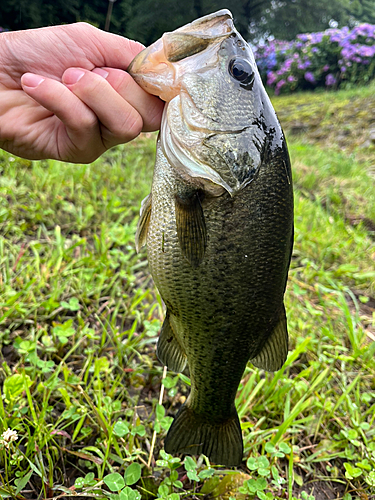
[{"x1": 0, "y1": 82, "x2": 375, "y2": 500}]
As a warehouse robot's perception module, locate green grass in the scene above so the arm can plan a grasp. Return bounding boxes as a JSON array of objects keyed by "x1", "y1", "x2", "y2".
[{"x1": 0, "y1": 84, "x2": 375, "y2": 500}]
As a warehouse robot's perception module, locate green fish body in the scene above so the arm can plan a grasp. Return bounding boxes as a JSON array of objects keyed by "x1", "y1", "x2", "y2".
[{"x1": 129, "y1": 9, "x2": 294, "y2": 466}]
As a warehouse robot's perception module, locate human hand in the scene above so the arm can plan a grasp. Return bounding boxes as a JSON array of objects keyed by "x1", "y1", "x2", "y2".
[{"x1": 0, "y1": 23, "x2": 163, "y2": 162}]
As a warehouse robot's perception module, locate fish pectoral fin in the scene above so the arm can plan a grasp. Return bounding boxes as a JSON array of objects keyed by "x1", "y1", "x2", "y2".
[
  {"x1": 250, "y1": 305, "x2": 288, "y2": 372},
  {"x1": 135, "y1": 193, "x2": 152, "y2": 252},
  {"x1": 164, "y1": 403, "x2": 243, "y2": 466},
  {"x1": 175, "y1": 192, "x2": 207, "y2": 268},
  {"x1": 157, "y1": 312, "x2": 187, "y2": 373}
]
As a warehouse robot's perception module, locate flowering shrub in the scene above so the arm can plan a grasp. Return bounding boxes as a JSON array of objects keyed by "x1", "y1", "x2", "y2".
[{"x1": 254, "y1": 24, "x2": 375, "y2": 94}]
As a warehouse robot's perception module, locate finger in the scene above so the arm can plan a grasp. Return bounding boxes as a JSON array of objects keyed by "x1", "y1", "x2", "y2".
[
  {"x1": 66, "y1": 23, "x2": 146, "y2": 69},
  {"x1": 93, "y1": 67, "x2": 164, "y2": 132},
  {"x1": 21, "y1": 72, "x2": 104, "y2": 162},
  {"x1": 62, "y1": 67, "x2": 145, "y2": 148}
]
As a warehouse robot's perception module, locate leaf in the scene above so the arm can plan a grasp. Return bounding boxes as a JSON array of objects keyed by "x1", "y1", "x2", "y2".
[
  {"x1": 0, "y1": 486, "x2": 12, "y2": 498},
  {"x1": 294, "y1": 471, "x2": 303, "y2": 487},
  {"x1": 246, "y1": 457, "x2": 258, "y2": 470},
  {"x1": 344, "y1": 462, "x2": 362, "y2": 479},
  {"x1": 170, "y1": 470, "x2": 178, "y2": 482},
  {"x1": 74, "y1": 477, "x2": 85, "y2": 489},
  {"x1": 159, "y1": 449, "x2": 172, "y2": 461},
  {"x1": 356, "y1": 459, "x2": 371, "y2": 471},
  {"x1": 245, "y1": 479, "x2": 257, "y2": 493},
  {"x1": 124, "y1": 463, "x2": 142, "y2": 486},
  {"x1": 200, "y1": 476, "x2": 220, "y2": 495},
  {"x1": 61, "y1": 297, "x2": 80, "y2": 311},
  {"x1": 156, "y1": 403, "x2": 165, "y2": 420},
  {"x1": 258, "y1": 456, "x2": 270, "y2": 468},
  {"x1": 198, "y1": 468, "x2": 215, "y2": 479},
  {"x1": 156, "y1": 460, "x2": 169, "y2": 468},
  {"x1": 255, "y1": 478, "x2": 268, "y2": 491},
  {"x1": 94, "y1": 357, "x2": 111, "y2": 377},
  {"x1": 187, "y1": 470, "x2": 200, "y2": 482},
  {"x1": 4, "y1": 373, "x2": 32, "y2": 402},
  {"x1": 120, "y1": 487, "x2": 141, "y2": 500},
  {"x1": 133, "y1": 425, "x2": 145, "y2": 437},
  {"x1": 184, "y1": 456, "x2": 197, "y2": 472},
  {"x1": 53, "y1": 325, "x2": 75, "y2": 338},
  {"x1": 178, "y1": 373, "x2": 191, "y2": 386},
  {"x1": 84, "y1": 472, "x2": 96, "y2": 486},
  {"x1": 258, "y1": 468, "x2": 271, "y2": 477},
  {"x1": 265, "y1": 442, "x2": 276, "y2": 453},
  {"x1": 168, "y1": 494, "x2": 180, "y2": 500},
  {"x1": 258, "y1": 492, "x2": 269, "y2": 500},
  {"x1": 160, "y1": 416, "x2": 173, "y2": 431},
  {"x1": 279, "y1": 442, "x2": 291, "y2": 454},
  {"x1": 162, "y1": 376, "x2": 179, "y2": 389},
  {"x1": 61, "y1": 447, "x2": 103, "y2": 464},
  {"x1": 104, "y1": 472, "x2": 125, "y2": 492},
  {"x1": 158, "y1": 484, "x2": 169, "y2": 497},
  {"x1": 113, "y1": 420, "x2": 130, "y2": 437},
  {"x1": 365, "y1": 471, "x2": 375, "y2": 487},
  {"x1": 15, "y1": 470, "x2": 33, "y2": 495}
]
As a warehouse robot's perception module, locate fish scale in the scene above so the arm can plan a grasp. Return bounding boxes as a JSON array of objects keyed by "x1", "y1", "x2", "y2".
[{"x1": 129, "y1": 9, "x2": 293, "y2": 466}]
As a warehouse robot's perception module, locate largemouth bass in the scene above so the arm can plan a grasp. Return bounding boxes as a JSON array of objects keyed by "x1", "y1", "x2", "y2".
[{"x1": 128, "y1": 9, "x2": 294, "y2": 466}]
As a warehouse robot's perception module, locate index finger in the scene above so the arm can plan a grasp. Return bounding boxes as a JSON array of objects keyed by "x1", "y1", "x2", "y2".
[
  {"x1": 62, "y1": 67, "x2": 163, "y2": 146},
  {"x1": 93, "y1": 67, "x2": 164, "y2": 132}
]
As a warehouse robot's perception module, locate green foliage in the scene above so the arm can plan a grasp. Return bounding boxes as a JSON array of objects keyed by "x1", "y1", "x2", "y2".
[
  {"x1": 1, "y1": 85, "x2": 375, "y2": 499},
  {"x1": 252, "y1": 0, "x2": 375, "y2": 41},
  {"x1": 155, "y1": 450, "x2": 183, "y2": 499},
  {"x1": 0, "y1": 0, "x2": 271, "y2": 43},
  {"x1": 348, "y1": 0, "x2": 375, "y2": 24},
  {"x1": 73, "y1": 466, "x2": 142, "y2": 498},
  {"x1": 3, "y1": 0, "x2": 375, "y2": 47},
  {"x1": 251, "y1": 0, "x2": 348, "y2": 41},
  {"x1": 0, "y1": 0, "x2": 80, "y2": 31}
]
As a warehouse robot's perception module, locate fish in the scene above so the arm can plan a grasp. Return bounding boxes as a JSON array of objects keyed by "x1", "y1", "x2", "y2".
[{"x1": 128, "y1": 9, "x2": 294, "y2": 467}]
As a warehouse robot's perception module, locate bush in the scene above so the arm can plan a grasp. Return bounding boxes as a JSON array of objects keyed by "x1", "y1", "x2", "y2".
[{"x1": 254, "y1": 24, "x2": 375, "y2": 94}]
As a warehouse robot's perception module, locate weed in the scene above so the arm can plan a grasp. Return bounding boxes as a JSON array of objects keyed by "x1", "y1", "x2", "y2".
[{"x1": 0, "y1": 84, "x2": 374, "y2": 499}]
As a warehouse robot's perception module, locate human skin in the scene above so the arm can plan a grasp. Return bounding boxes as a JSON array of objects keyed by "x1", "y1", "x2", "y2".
[{"x1": 0, "y1": 23, "x2": 163, "y2": 162}]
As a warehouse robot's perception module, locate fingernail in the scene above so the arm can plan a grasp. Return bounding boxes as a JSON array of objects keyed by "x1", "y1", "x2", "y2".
[
  {"x1": 22, "y1": 73, "x2": 45, "y2": 88},
  {"x1": 63, "y1": 68, "x2": 85, "y2": 85},
  {"x1": 92, "y1": 68, "x2": 109, "y2": 79}
]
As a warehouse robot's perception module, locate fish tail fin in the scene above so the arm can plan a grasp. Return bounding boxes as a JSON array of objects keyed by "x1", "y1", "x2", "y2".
[{"x1": 164, "y1": 403, "x2": 243, "y2": 466}]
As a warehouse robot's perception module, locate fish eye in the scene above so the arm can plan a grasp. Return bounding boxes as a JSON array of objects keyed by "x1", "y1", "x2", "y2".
[{"x1": 228, "y1": 58, "x2": 254, "y2": 85}]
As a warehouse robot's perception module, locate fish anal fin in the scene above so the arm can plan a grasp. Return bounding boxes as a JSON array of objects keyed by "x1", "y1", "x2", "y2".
[
  {"x1": 251, "y1": 305, "x2": 288, "y2": 372},
  {"x1": 135, "y1": 194, "x2": 152, "y2": 252},
  {"x1": 157, "y1": 313, "x2": 187, "y2": 373},
  {"x1": 164, "y1": 403, "x2": 243, "y2": 466},
  {"x1": 175, "y1": 191, "x2": 207, "y2": 268}
]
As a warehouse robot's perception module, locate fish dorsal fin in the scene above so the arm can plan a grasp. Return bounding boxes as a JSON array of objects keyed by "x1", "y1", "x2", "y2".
[
  {"x1": 135, "y1": 194, "x2": 152, "y2": 252},
  {"x1": 157, "y1": 312, "x2": 187, "y2": 373},
  {"x1": 175, "y1": 191, "x2": 207, "y2": 268},
  {"x1": 251, "y1": 305, "x2": 288, "y2": 372}
]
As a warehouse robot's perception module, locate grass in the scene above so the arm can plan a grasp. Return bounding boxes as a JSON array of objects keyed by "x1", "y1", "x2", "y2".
[{"x1": 0, "y1": 82, "x2": 375, "y2": 500}]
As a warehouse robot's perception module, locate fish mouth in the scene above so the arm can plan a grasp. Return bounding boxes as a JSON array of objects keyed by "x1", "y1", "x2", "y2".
[{"x1": 128, "y1": 9, "x2": 234, "y2": 101}]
